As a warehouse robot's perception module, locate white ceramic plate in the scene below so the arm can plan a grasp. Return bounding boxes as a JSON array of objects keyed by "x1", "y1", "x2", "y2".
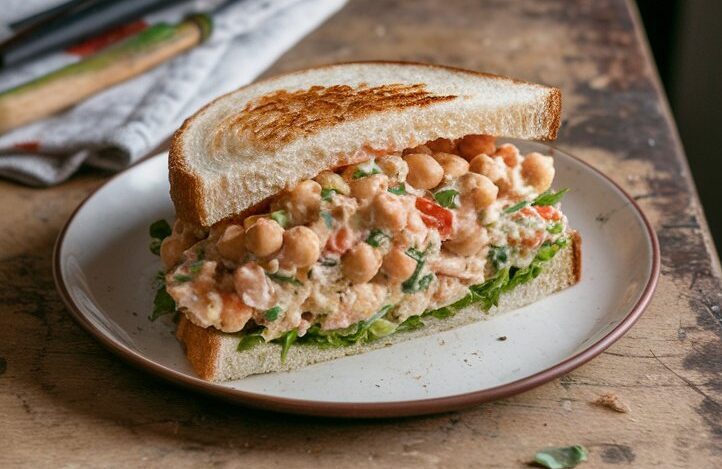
[{"x1": 54, "y1": 141, "x2": 659, "y2": 417}]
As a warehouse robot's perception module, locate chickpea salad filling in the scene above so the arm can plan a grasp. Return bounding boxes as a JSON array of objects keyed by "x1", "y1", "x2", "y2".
[{"x1": 150, "y1": 135, "x2": 571, "y2": 361}]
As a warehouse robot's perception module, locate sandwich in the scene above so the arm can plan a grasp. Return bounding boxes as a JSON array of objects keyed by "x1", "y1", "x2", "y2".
[{"x1": 149, "y1": 62, "x2": 581, "y2": 382}]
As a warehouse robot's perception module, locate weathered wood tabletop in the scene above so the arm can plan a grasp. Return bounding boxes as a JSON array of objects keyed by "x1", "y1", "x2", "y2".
[{"x1": 1, "y1": 0, "x2": 721, "y2": 467}]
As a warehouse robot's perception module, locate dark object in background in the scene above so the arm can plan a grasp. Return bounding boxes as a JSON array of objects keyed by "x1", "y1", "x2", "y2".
[
  {"x1": 0, "y1": 0, "x2": 182, "y2": 68},
  {"x1": 637, "y1": 0, "x2": 722, "y2": 257}
]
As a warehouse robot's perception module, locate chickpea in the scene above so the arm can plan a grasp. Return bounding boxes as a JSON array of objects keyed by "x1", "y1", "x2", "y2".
[
  {"x1": 458, "y1": 134, "x2": 496, "y2": 160},
  {"x1": 280, "y1": 226, "x2": 320, "y2": 269},
  {"x1": 426, "y1": 138, "x2": 456, "y2": 154},
  {"x1": 402, "y1": 144, "x2": 433, "y2": 156},
  {"x1": 459, "y1": 173, "x2": 498, "y2": 210},
  {"x1": 404, "y1": 153, "x2": 444, "y2": 189},
  {"x1": 350, "y1": 173, "x2": 389, "y2": 201},
  {"x1": 382, "y1": 247, "x2": 417, "y2": 282},
  {"x1": 521, "y1": 152, "x2": 555, "y2": 193},
  {"x1": 342, "y1": 243, "x2": 382, "y2": 284},
  {"x1": 314, "y1": 170, "x2": 350, "y2": 195},
  {"x1": 208, "y1": 220, "x2": 230, "y2": 241},
  {"x1": 444, "y1": 224, "x2": 489, "y2": 256},
  {"x1": 495, "y1": 143, "x2": 521, "y2": 167},
  {"x1": 469, "y1": 154, "x2": 506, "y2": 183},
  {"x1": 244, "y1": 218, "x2": 284, "y2": 257},
  {"x1": 160, "y1": 237, "x2": 185, "y2": 270},
  {"x1": 434, "y1": 152, "x2": 469, "y2": 179},
  {"x1": 377, "y1": 155, "x2": 409, "y2": 181},
  {"x1": 216, "y1": 224, "x2": 247, "y2": 261},
  {"x1": 288, "y1": 179, "x2": 322, "y2": 224},
  {"x1": 372, "y1": 192, "x2": 408, "y2": 232}
]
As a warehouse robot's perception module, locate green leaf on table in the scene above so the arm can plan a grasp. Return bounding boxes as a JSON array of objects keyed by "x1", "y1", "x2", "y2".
[{"x1": 534, "y1": 445, "x2": 588, "y2": 469}]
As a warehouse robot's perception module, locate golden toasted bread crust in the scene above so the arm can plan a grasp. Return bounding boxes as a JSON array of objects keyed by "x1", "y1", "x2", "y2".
[
  {"x1": 215, "y1": 83, "x2": 456, "y2": 151},
  {"x1": 176, "y1": 315, "x2": 221, "y2": 380},
  {"x1": 571, "y1": 230, "x2": 582, "y2": 283},
  {"x1": 168, "y1": 61, "x2": 563, "y2": 226}
]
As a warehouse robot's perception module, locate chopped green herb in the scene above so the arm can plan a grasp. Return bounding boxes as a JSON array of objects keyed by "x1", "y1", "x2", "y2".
[
  {"x1": 533, "y1": 188, "x2": 570, "y2": 207},
  {"x1": 189, "y1": 260, "x2": 204, "y2": 274},
  {"x1": 149, "y1": 238, "x2": 162, "y2": 255},
  {"x1": 321, "y1": 187, "x2": 337, "y2": 201},
  {"x1": 270, "y1": 210, "x2": 289, "y2": 228},
  {"x1": 433, "y1": 189, "x2": 460, "y2": 208},
  {"x1": 534, "y1": 445, "x2": 588, "y2": 469},
  {"x1": 388, "y1": 183, "x2": 407, "y2": 195},
  {"x1": 149, "y1": 219, "x2": 172, "y2": 240},
  {"x1": 264, "y1": 306, "x2": 283, "y2": 321},
  {"x1": 149, "y1": 219, "x2": 172, "y2": 255},
  {"x1": 266, "y1": 272, "x2": 303, "y2": 287},
  {"x1": 237, "y1": 332, "x2": 265, "y2": 352},
  {"x1": 319, "y1": 257, "x2": 338, "y2": 267},
  {"x1": 173, "y1": 274, "x2": 193, "y2": 283},
  {"x1": 366, "y1": 228, "x2": 391, "y2": 247},
  {"x1": 149, "y1": 286, "x2": 175, "y2": 321},
  {"x1": 488, "y1": 245, "x2": 509, "y2": 270},
  {"x1": 547, "y1": 222, "x2": 564, "y2": 234},
  {"x1": 352, "y1": 162, "x2": 382, "y2": 179},
  {"x1": 320, "y1": 210, "x2": 334, "y2": 229},
  {"x1": 504, "y1": 200, "x2": 530, "y2": 213},
  {"x1": 402, "y1": 247, "x2": 433, "y2": 293}
]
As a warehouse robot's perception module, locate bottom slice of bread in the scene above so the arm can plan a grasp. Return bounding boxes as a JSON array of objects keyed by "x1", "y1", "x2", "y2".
[{"x1": 176, "y1": 233, "x2": 581, "y2": 382}]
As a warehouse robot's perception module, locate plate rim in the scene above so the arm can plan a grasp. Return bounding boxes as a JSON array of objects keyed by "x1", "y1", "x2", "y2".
[{"x1": 53, "y1": 147, "x2": 660, "y2": 418}]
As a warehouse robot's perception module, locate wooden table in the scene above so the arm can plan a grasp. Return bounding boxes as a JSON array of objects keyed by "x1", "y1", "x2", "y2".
[{"x1": 2, "y1": 0, "x2": 720, "y2": 466}]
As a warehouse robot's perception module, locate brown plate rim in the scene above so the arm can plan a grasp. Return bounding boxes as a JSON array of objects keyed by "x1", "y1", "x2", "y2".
[{"x1": 53, "y1": 146, "x2": 660, "y2": 418}]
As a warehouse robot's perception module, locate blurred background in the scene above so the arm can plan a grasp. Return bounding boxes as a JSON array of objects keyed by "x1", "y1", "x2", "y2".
[{"x1": 637, "y1": 0, "x2": 722, "y2": 254}]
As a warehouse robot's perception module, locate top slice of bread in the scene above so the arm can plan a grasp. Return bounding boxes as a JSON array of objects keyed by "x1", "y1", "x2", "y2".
[{"x1": 169, "y1": 61, "x2": 561, "y2": 227}]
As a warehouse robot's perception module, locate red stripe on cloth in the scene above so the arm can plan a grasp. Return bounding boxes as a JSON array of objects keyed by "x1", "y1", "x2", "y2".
[
  {"x1": 13, "y1": 141, "x2": 40, "y2": 152},
  {"x1": 66, "y1": 20, "x2": 149, "y2": 56}
]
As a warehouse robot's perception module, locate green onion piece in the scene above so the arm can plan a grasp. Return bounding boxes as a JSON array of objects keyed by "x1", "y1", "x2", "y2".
[
  {"x1": 547, "y1": 222, "x2": 564, "y2": 234},
  {"x1": 270, "y1": 210, "x2": 289, "y2": 228},
  {"x1": 266, "y1": 272, "x2": 302, "y2": 286},
  {"x1": 352, "y1": 162, "x2": 382, "y2": 179},
  {"x1": 173, "y1": 274, "x2": 193, "y2": 282},
  {"x1": 533, "y1": 188, "x2": 569, "y2": 206},
  {"x1": 264, "y1": 306, "x2": 282, "y2": 321},
  {"x1": 366, "y1": 228, "x2": 391, "y2": 247},
  {"x1": 504, "y1": 200, "x2": 530, "y2": 213},
  {"x1": 433, "y1": 189, "x2": 460, "y2": 208},
  {"x1": 189, "y1": 260, "x2": 204, "y2": 274},
  {"x1": 321, "y1": 187, "x2": 337, "y2": 201},
  {"x1": 388, "y1": 183, "x2": 407, "y2": 195}
]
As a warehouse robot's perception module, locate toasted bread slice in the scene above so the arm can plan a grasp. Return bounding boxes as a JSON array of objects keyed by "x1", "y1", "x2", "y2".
[
  {"x1": 176, "y1": 233, "x2": 581, "y2": 382},
  {"x1": 169, "y1": 62, "x2": 561, "y2": 227}
]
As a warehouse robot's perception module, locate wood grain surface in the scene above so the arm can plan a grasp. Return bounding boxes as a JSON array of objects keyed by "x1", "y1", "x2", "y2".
[{"x1": 1, "y1": 0, "x2": 721, "y2": 467}]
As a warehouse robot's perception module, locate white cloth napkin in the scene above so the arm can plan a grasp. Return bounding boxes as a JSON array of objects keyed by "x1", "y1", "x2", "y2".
[{"x1": 0, "y1": 0, "x2": 346, "y2": 186}]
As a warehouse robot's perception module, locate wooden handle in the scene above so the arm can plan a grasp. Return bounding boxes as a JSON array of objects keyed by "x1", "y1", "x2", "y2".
[{"x1": 0, "y1": 14, "x2": 212, "y2": 135}]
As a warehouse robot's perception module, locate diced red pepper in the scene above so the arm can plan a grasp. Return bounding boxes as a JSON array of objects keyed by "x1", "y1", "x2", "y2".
[
  {"x1": 415, "y1": 197, "x2": 453, "y2": 238},
  {"x1": 535, "y1": 205, "x2": 561, "y2": 221},
  {"x1": 325, "y1": 226, "x2": 355, "y2": 254}
]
